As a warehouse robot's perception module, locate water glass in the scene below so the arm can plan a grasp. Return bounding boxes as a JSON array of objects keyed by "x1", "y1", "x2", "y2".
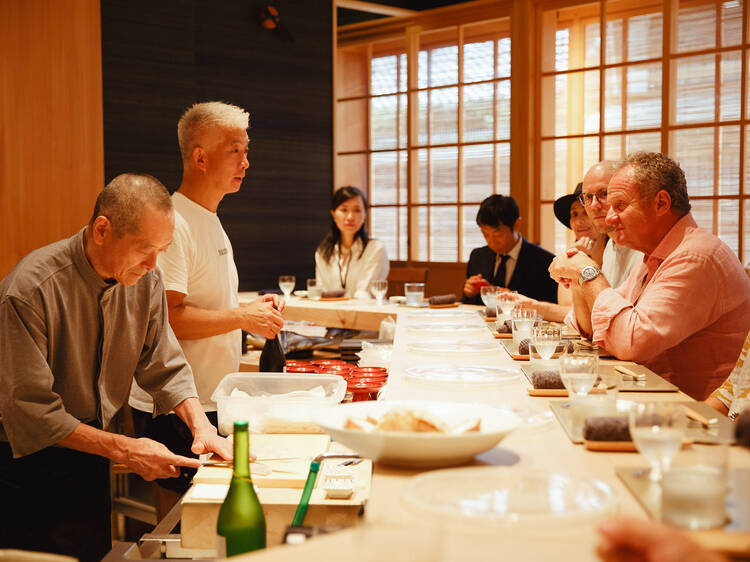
[
  {"x1": 404, "y1": 283, "x2": 424, "y2": 307},
  {"x1": 496, "y1": 290, "x2": 518, "y2": 318},
  {"x1": 278, "y1": 275, "x2": 296, "y2": 298},
  {"x1": 511, "y1": 307, "x2": 537, "y2": 354},
  {"x1": 306, "y1": 278, "x2": 321, "y2": 299},
  {"x1": 568, "y1": 368, "x2": 620, "y2": 439},
  {"x1": 559, "y1": 351, "x2": 599, "y2": 397},
  {"x1": 530, "y1": 324, "x2": 561, "y2": 360},
  {"x1": 480, "y1": 285, "x2": 498, "y2": 308},
  {"x1": 661, "y1": 443, "x2": 729, "y2": 530},
  {"x1": 629, "y1": 402, "x2": 686, "y2": 482},
  {"x1": 370, "y1": 279, "x2": 388, "y2": 305}
]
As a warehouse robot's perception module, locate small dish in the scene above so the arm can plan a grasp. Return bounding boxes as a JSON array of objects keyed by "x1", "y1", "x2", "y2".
[{"x1": 292, "y1": 290, "x2": 309, "y2": 298}]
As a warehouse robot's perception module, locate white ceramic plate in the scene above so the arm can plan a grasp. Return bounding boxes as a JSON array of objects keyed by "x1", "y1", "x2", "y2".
[
  {"x1": 314, "y1": 400, "x2": 520, "y2": 467},
  {"x1": 292, "y1": 290, "x2": 309, "y2": 298}
]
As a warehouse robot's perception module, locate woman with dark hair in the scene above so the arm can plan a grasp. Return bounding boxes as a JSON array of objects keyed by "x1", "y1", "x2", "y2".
[{"x1": 315, "y1": 186, "x2": 389, "y2": 298}]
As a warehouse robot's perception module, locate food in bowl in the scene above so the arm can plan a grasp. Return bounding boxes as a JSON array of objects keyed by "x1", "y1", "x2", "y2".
[{"x1": 344, "y1": 407, "x2": 480, "y2": 434}]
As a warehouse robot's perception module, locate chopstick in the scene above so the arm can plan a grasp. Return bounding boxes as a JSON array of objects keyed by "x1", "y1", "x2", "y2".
[
  {"x1": 614, "y1": 365, "x2": 646, "y2": 381},
  {"x1": 683, "y1": 405, "x2": 718, "y2": 428}
]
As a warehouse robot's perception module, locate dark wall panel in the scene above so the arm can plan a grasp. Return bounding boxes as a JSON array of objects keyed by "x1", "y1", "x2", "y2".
[{"x1": 101, "y1": 0, "x2": 332, "y2": 290}]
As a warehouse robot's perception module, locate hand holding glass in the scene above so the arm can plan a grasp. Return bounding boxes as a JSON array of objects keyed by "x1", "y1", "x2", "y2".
[
  {"x1": 629, "y1": 402, "x2": 686, "y2": 482},
  {"x1": 371, "y1": 280, "x2": 388, "y2": 305},
  {"x1": 278, "y1": 275, "x2": 296, "y2": 299},
  {"x1": 496, "y1": 290, "x2": 518, "y2": 317}
]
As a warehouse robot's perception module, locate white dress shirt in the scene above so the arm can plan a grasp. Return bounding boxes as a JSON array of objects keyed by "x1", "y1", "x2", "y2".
[
  {"x1": 315, "y1": 238, "x2": 389, "y2": 299},
  {"x1": 492, "y1": 235, "x2": 523, "y2": 287}
]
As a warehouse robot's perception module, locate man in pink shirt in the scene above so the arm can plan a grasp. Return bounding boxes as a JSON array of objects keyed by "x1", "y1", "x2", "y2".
[{"x1": 550, "y1": 152, "x2": 750, "y2": 400}]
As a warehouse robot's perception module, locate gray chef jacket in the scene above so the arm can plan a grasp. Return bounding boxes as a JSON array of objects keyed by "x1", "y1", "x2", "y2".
[{"x1": 0, "y1": 228, "x2": 198, "y2": 458}]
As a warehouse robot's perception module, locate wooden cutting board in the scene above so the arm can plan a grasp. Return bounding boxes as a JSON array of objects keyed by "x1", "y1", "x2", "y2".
[{"x1": 192, "y1": 434, "x2": 331, "y2": 489}]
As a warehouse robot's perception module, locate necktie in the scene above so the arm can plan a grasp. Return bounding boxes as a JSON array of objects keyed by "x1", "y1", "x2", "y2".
[{"x1": 493, "y1": 254, "x2": 511, "y2": 288}]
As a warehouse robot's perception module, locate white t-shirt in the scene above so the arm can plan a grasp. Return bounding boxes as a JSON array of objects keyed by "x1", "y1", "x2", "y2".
[
  {"x1": 129, "y1": 192, "x2": 240, "y2": 412},
  {"x1": 601, "y1": 238, "x2": 643, "y2": 289},
  {"x1": 315, "y1": 238, "x2": 389, "y2": 299}
]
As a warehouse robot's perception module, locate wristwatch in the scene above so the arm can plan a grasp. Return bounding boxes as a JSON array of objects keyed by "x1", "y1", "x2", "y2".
[{"x1": 578, "y1": 265, "x2": 601, "y2": 286}]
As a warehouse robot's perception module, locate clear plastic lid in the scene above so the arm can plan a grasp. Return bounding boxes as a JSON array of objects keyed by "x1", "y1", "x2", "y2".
[
  {"x1": 405, "y1": 365, "x2": 520, "y2": 384},
  {"x1": 403, "y1": 467, "x2": 617, "y2": 529}
]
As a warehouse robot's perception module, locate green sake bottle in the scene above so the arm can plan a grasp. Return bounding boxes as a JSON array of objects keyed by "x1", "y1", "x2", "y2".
[{"x1": 216, "y1": 420, "x2": 266, "y2": 556}]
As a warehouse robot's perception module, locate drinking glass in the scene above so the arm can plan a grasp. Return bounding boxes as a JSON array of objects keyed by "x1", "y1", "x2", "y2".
[
  {"x1": 404, "y1": 283, "x2": 424, "y2": 307},
  {"x1": 371, "y1": 279, "x2": 388, "y2": 305},
  {"x1": 480, "y1": 285, "x2": 499, "y2": 308},
  {"x1": 629, "y1": 402, "x2": 686, "y2": 482},
  {"x1": 559, "y1": 351, "x2": 599, "y2": 397},
  {"x1": 661, "y1": 443, "x2": 729, "y2": 530},
  {"x1": 278, "y1": 275, "x2": 296, "y2": 299},
  {"x1": 306, "y1": 278, "x2": 321, "y2": 299},
  {"x1": 530, "y1": 324, "x2": 562, "y2": 360},
  {"x1": 496, "y1": 290, "x2": 518, "y2": 318},
  {"x1": 511, "y1": 307, "x2": 537, "y2": 354}
]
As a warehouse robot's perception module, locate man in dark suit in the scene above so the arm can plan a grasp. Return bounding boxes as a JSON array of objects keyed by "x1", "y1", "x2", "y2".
[{"x1": 462, "y1": 194, "x2": 558, "y2": 305}]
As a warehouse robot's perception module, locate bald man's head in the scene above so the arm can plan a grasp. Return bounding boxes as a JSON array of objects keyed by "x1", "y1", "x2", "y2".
[{"x1": 581, "y1": 160, "x2": 617, "y2": 233}]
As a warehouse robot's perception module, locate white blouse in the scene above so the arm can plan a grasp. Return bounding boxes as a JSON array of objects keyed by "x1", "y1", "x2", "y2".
[{"x1": 315, "y1": 238, "x2": 389, "y2": 299}]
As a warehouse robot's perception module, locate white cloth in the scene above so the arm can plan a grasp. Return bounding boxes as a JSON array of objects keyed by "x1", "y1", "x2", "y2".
[
  {"x1": 315, "y1": 238, "x2": 389, "y2": 299},
  {"x1": 129, "y1": 192, "x2": 240, "y2": 412},
  {"x1": 492, "y1": 235, "x2": 523, "y2": 287},
  {"x1": 601, "y1": 237, "x2": 643, "y2": 289}
]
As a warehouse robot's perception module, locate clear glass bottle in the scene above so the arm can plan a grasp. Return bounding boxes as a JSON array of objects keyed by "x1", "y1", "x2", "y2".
[{"x1": 216, "y1": 420, "x2": 266, "y2": 556}]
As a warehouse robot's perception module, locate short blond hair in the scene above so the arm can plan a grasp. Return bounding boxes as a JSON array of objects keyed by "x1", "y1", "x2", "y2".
[{"x1": 177, "y1": 101, "x2": 249, "y2": 162}]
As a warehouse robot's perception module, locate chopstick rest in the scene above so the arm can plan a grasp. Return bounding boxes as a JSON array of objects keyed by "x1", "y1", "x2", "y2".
[{"x1": 615, "y1": 365, "x2": 646, "y2": 381}]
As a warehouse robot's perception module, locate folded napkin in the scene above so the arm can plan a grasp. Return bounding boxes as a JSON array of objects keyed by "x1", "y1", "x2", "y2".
[
  {"x1": 429, "y1": 294, "x2": 456, "y2": 305},
  {"x1": 321, "y1": 289, "x2": 345, "y2": 298},
  {"x1": 484, "y1": 306, "x2": 496, "y2": 318},
  {"x1": 496, "y1": 320, "x2": 512, "y2": 334},
  {"x1": 583, "y1": 416, "x2": 631, "y2": 442},
  {"x1": 530, "y1": 370, "x2": 564, "y2": 389}
]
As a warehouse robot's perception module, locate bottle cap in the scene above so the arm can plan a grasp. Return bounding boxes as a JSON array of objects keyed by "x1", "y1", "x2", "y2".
[{"x1": 234, "y1": 420, "x2": 249, "y2": 430}]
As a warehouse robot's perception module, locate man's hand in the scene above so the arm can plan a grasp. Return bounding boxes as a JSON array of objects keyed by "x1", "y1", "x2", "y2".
[
  {"x1": 190, "y1": 425, "x2": 234, "y2": 461},
  {"x1": 238, "y1": 296, "x2": 284, "y2": 339},
  {"x1": 122, "y1": 437, "x2": 201, "y2": 481},
  {"x1": 596, "y1": 515, "x2": 727, "y2": 562},
  {"x1": 463, "y1": 274, "x2": 488, "y2": 298},
  {"x1": 549, "y1": 248, "x2": 597, "y2": 288}
]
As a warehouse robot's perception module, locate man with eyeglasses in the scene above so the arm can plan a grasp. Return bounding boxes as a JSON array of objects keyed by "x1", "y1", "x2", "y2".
[
  {"x1": 578, "y1": 161, "x2": 643, "y2": 290},
  {"x1": 549, "y1": 152, "x2": 750, "y2": 400}
]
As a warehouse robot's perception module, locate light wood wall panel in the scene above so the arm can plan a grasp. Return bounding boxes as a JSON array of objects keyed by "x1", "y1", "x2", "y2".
[{"x1": 0, "y1": 0, "x2": 104, "y2": 278}]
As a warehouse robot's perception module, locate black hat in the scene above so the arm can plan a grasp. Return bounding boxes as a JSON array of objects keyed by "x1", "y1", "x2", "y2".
[{"x1": 553, "y1": 182, "x2": 583, "y2": 230}]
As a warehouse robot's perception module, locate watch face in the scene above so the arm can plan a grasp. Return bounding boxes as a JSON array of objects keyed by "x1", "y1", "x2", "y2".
[{"x1": 582, "y1": 266, "x2": 599, "y2": 281}]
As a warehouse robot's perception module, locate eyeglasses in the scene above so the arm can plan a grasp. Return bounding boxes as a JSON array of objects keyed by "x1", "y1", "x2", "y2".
[{"x1": 578, "y1": 189, "x2": 608, "y2": 207}]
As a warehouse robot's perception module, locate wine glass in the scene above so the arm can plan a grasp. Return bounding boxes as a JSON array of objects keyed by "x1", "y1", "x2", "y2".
[
  {"x1": 531, "y1": 323, "x2": 562, "y2": 360},
  {"x1": 480, "y1": 285, "x2": 498, "y2": 308},
  {"x1": 511, "y1": 306, "x2": 537, "y2": 354},
  {"x1": 629, "y1": 402, "x2": 686, "y2": 482},
  {"x1": 559, "y1": 351, "x2": 599, "y2": 397},
  {"x1": 278, "y1": 275, "x2": 296, "y2": 299},
  {"x1": 370, "y1": 279, "x2": 388, "y2": 305}
]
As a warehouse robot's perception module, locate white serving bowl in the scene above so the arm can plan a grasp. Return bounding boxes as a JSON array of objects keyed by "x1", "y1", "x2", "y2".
[{"x1": 314, "y1": 400, "x2": 520, "y2": 467}]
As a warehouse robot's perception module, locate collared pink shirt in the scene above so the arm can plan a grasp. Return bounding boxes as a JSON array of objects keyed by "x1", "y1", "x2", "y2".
[{"x1": 589, "y1": 213, "x2": 750, "y2": 400}]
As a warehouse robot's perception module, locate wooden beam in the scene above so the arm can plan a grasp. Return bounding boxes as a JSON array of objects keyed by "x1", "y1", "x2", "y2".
[{"x1": 336, "y1": 0, "x2": 417, "y2": 18}]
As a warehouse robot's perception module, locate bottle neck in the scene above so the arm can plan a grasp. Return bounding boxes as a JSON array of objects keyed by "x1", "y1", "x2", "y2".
[{"x1": 233, "y1": 427, "x2": 251, "y2": 479}]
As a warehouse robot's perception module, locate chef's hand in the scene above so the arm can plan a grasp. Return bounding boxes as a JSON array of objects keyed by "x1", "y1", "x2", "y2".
[
  {"x1": 124, "y1": 437, "x2": 202, "y2": 481},
  {"x1": 238, "y1": 296, "x2": 284, "y2": 339},
  {"x1": 596, "y1": 515, "x2": 727, "y2": 562},
  {"x1": 190, "y1": 427, "x2": 236, "y2": 462}
]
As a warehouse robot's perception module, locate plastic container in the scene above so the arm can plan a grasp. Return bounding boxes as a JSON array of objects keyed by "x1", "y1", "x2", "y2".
[{"x1": 211, "y1": 372, "x2": 347, "y2": 435}]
